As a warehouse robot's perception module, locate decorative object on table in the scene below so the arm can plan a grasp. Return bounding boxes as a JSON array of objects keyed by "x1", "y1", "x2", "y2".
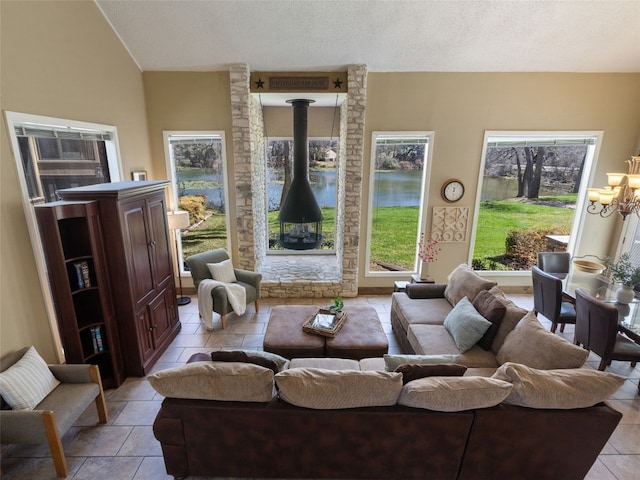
[
  {"x1": 586, "y1": 155, "x2": 640, "y2": 221},
  {"x1": 167, "y1": 210, "x2": 192, "y2": 306},
  {"x1": 417, "y1": 231, "x2": 441, "y2": 280},
  {"x1": 328, "y1": 296, "x2": 344, "y2": 313},
  {"x1": 571, "y1": 256, "x2": 606, "y2": 275},
  {"x1": 606, "y1": 253, "x2": 640, "y2": 304},
  {"x1": 303, "y1": 306, "x2": 348, "y2": 338}
]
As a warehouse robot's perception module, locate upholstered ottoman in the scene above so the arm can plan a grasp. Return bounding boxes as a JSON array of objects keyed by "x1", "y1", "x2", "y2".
[
  {"x1": 325, "y1": 305, "x2": 388, "y2": 359},
  {"x1": 263, "y1": 305, "x2": 388, "y2": 360},
  {"x1": 263, "y1": 305, "x2": 325, "y2": 358}
]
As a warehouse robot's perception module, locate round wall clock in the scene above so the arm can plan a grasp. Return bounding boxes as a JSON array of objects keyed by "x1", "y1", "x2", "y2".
[{"x1": 441, "y1": 179, "x2": 465, "y2": 203}]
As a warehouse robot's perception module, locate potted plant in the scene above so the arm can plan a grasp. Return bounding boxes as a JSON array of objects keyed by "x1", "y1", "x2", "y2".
[
  {"x1": 329, "y1": 296, "x2": 344, "y2": 313},
  {"x1": 607, "y1": 253, "x2": 640, "y2": 304}
]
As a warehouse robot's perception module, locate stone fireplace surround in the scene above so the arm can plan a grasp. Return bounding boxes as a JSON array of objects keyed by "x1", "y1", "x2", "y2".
[{"x1": 229, "y1": 64, "x2": 367, "y2": 298}]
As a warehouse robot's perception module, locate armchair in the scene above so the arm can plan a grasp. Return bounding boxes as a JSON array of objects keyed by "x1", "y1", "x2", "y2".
[
  {"x1": 186, "y1": 249, "x2": 261, "y2": 329},
  {"x1": 0, "y1": 347, "x2": 108, "y2": 477}
]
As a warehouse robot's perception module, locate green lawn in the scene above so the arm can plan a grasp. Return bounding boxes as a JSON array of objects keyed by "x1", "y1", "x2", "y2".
[
  {"x1": 473, "y1": 199, "x2": 574, "y2": 260},
  {"x1": 180, "y1": 197, "x2": 576, "y2": 271}
]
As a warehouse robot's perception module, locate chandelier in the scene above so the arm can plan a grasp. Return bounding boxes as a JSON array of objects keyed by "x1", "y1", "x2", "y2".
[{"x1": 587, "y1": 156, "x2": 640, "y2": 221}]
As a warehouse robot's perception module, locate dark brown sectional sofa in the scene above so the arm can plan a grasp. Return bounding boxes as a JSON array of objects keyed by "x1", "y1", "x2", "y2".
[{"x1": 153, "y1": 395, "x2": 621, "y2": 480}]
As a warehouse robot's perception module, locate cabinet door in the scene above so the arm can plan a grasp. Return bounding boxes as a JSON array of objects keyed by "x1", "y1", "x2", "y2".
[
  {"x1": 148, "y1": 286, "x2": 173, "y2": 348},
  {"x1": 121, "y1": 201, "x2": 155, "y2": 307},
  {"x1": 147, "y1": 196, "x2": 173, "y2": 286},
  {"x1": 135, "y1": 309, "x2": 155, "y2": 363}
]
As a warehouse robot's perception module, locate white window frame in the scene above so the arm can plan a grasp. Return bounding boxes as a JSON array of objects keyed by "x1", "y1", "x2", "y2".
[
  {"x1": 4, "y1": 111, "x2": 123, "y2": 361},
  {"x1": 469, "y1": 130, "x2": 603, "y2": 277},
  {"x1": 163, "y1": 131, "x2": 232, "y2": 272},
  {"x1": 365, "y1": 131, "x2": 434, "y2": 278}
]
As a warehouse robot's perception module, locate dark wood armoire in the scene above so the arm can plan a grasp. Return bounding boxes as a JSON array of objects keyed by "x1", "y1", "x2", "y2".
[{"x1": 41, "y1": 180, "x2": 181, "y2": 379}]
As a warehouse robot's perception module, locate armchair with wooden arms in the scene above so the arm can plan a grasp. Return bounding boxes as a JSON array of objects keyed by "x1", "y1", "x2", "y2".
[
  {"x1": 0, "y1": 346, "x2": 108, "y2": 477},
  {"x1": 185, "y1": 249, "x2": 261, "y2": 329}
]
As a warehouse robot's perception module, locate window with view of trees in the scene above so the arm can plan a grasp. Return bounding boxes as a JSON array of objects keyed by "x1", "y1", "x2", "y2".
[
  {"x1": 15, "y1": 127, "x2": 111, "y2": 204},
  {"x1": 164, "y1": 133, "x2": 230, "y2": 270},
  {"x1": 266, "y1": 137, "x2": 338, "y2": 251},
  {"x1": 471, "y1": 133, "x2": 598, "y2": 271},
  {"x1": 367, "y1": 132, "x2": 431, "y2": 275}
]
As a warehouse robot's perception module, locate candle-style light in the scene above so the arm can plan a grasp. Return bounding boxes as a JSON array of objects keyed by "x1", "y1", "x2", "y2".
[{"x1": 587, "y1": 156, "x2": 640, "y2": 221}]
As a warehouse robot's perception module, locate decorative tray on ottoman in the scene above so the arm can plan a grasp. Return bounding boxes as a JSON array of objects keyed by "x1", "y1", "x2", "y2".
[{"x1": 302, "y1": 308, "x2": 348, "y2": 338}]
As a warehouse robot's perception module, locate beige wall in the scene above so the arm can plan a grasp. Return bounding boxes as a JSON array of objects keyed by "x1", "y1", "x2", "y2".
[
  {"x1": 360, "y1": 72, "x2": 640, "y2": 285},
  {"x1": 1, "y1": 2, "x2": 639, "y2": 361},
  {"x1": 0, "y1": 1, "x2": 150, "y2": 361}
]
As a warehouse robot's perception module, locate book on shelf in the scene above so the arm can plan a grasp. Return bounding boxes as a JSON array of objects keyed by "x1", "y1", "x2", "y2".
[
  {"x1": 73, "y1": 262, "x2": 85, "y2": 289},
  {"x1": 89, "y1": 326, "x2": 105, "y2": 353},
  {"x1": 80, "y1": 261, "x2": 91, "y2": 287},
  {"x1": 72, "y1": 260, "x2": 91, "y2": 289}
]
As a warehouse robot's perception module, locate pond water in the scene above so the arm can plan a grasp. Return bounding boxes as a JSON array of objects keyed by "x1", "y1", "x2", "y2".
[{"x1": 178, "y1": 169, "x2": 425, "y2": 209}]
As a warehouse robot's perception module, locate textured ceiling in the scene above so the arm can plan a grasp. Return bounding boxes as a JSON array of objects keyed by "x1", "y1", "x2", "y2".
[{"x1": 96, "y1": 0, "x2": 640, "y2": 73}]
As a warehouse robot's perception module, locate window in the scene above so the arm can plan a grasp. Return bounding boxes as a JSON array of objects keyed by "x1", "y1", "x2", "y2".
[
  {"x1": 13, "y1": 122, "x2": 113, "y2": 204},
  {"x1": 164, "y1": 132, "x2": 230, "y2": 271},
  {"x1": 5, "y1": 111, "x2": 122, "y2": 361},
  {"x1": 470, "y1": 132, "x2": 600, "y2": 271},
  {"x1": 366, "y1": 132, "x2": 432, "y2": 275},
  {"x1": 265, "y1": 137, "x2": 338, "y2": 251}
]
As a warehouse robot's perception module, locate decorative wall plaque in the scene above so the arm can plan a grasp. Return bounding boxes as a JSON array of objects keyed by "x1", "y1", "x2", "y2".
[
  {"x1": 432, "y1": 206, "x2": 469, "y2": 243},
  {"x1": 250, "y1": 72, "x2": 347, "y2": 93}
]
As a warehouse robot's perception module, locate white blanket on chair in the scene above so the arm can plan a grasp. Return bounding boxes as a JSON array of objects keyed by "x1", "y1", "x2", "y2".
[{"x1": 197, "y1": 279, "x2": 246, "y2": 330}]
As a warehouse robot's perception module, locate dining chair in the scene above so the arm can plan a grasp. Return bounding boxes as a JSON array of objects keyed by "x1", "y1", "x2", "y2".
[
  {"x1": 532, "y1": 266, "x2": 577, "y2": 333},
  {"x1": 537, "y1": 251, "x2": 571, "y2": 275},
  {"x1": 575, "y1": 288, "x2": 640, "y2": 374}
]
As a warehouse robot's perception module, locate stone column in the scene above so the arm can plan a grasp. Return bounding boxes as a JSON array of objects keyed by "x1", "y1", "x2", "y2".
[{"x1": 340, "y1": 64, "x2": 368, "y2": 297}]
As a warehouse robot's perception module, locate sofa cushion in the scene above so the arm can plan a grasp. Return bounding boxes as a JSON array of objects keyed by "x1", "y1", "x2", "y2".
[
  {"x1": 394, "y1": 364, "x2": 467, "y2": 384},
  {"x1": 443, "y1": 297, "x2": 492, "y2": 353},
  {"x1": 407, "y1": 325, "x2": 499, "y2": 368},
  {"x1": 384, "y1": 353, "x2": 459, "y2": 371},
  {"x1": 0, "y1": 346, "x2": 60, "y2": 410},
  {"x1": 496, "y1": 311, "x2": 589, "y2": 369},
  {"x1": 493, "y1": 362, "x2": 625, "y2": 409},
  {"x1": 211, "y1": 350, "x2": 279, "y2": 374},
  {"x1": 444, "y1": 264, "x2": 497, "y2": 306},
  {"x1": 275, "y1": 368, "x2": 402, "y2": 409},
  {"x1": 472, "y1": 290, "x2": 506, "y2": 350},
  {"x1": 207, "y1": 259, "x2": 237, "y2": 283},
  {"x1": 392, "y1": 292, "x2": 452, "y2": 331},
  {"x1": 289, "y1": 358, "x2": 360, "y2": 370},
  {"x1": 398, "y1": 376, "x2": 512, "y2": 412},
  {"x1": 359, "y1": 357, "x2": 386, "y2": 371},
  {"x1": 148, "y1": 361, "x2": 275, "y2": 402},
  {"x1": 488, "y1": 286, "x2": 529, "y2": 354}
]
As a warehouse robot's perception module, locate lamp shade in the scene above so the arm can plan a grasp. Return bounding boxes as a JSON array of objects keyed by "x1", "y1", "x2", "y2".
[{"x1": 167, "y1": 211, "x2": 190, "y2": 230}]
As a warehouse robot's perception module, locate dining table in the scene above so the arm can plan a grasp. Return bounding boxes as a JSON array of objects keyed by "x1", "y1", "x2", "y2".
[{"x1": 560, "y1": 267, "x2": 640, "y2": 343}]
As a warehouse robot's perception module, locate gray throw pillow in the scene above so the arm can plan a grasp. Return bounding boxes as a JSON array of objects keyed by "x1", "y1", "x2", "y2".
[{"x1": 443, "y1": 297, "x2": 492, "y2": 353}]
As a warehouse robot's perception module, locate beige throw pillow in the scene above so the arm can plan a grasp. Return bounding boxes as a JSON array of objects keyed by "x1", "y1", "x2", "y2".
[
  {"x1": 275, "y1": 368, "x2": 402, "y2": 409},
  {"x1": 0, "y1": 346, "x2": 60, "y2": 410},
  {"x1": 496, "y1": 311, "x2": 588, "y2": 369},
  {"x1": 148, "y1": 361, "x2": 275, "y2": 402},
  {"x1": 207, "y1": 259, "x2": 237, "y2": 283},
  {"x1": 398, "y1": 376, "x2": 512, "y2": 412},
  {"x1": 493, "y1": 362, "x2": 625, "y2": 409},
  {"x1": 444, "y1": 264, "x2": 497, "y2": 306}
]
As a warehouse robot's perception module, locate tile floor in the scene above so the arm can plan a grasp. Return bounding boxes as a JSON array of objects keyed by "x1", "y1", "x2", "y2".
[{"x1": 1, "y1": 293, "x2": 639, "y2": 479}]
